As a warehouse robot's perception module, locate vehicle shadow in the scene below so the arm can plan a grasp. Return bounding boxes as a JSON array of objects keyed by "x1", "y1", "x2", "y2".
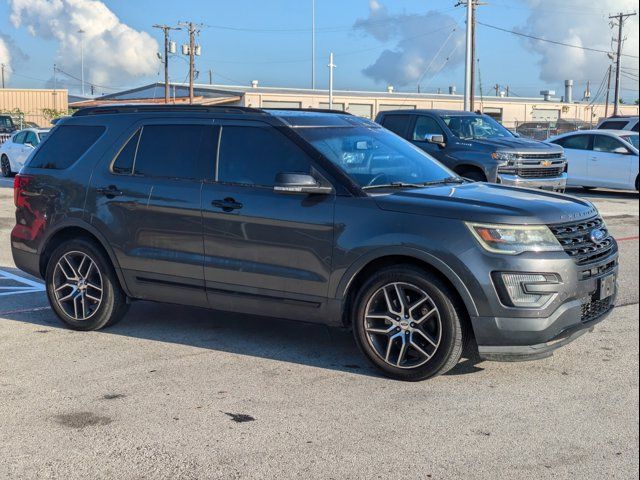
[
  {"x1": 2, "y1": 294, "x2": 482, "y2": 379},
  {"x1": 565, "y1": 187, "x2": 639, "y2": 200}
]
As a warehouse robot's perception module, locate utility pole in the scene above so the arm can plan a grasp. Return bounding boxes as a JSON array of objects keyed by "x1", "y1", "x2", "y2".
[
  {"x1": 179, "y1": 21, "x2": 202, "y2": 104},
  {"x1": 53, "y1": 64, "x2": 57, "y2": 110},
  {"x1": 153, "y1": 24, "x2": 180, "y2": 104},
  {"x1": 328, "y1": 52, "x2": 336, "y2": 109},
  {"x1": 78, "y1": 29, "x2": 85, "y2": 96},
  {"x1": 604, "y1": 64, "x2": 612, "y2": 117},
  {"x1": 470, "y1": 1, "x2": 476, "y2": 111},
  {"x1": 494, "y1": 83, "x2": 499, "y2": 96},
  {"x1": 463, "y1": 0, "x2": 473, "y2": 110},
  {"x1": 312, "y1": 0, "x2": 316, "y2": 90},
  {"x1": 1, "y1": 63, "x2": 5, "y2": 88},
  {"x1": 609, "y1": 11, "x2": 636, "y2": 116},
  {"x1": 505, "y1": 85, "x2": 509, "y2": 97},
  {"x1": 208, "y1": 69, "x2": 213, "y2": 85}
]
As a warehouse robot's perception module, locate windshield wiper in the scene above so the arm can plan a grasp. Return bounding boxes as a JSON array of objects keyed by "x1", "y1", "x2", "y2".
[
  {"x1": 420, "y1": 176, "x2": 467, "y2": 187},
  {"x1": 362, "y1": 182, "x2": 423, "y2": 190}
]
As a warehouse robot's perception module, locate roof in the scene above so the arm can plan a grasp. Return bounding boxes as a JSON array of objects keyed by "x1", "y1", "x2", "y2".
[
  {"x1": 379, "y1": 109, "x2": 480, "y2": 116},
  {"x1": 69, "y1": 95, "x2": 242, "y2": 109}
]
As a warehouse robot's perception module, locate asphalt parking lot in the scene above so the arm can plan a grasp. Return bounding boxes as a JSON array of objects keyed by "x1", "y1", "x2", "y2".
[{"x1": 0, "y1": 178, "x2": 638, "y2": 479}]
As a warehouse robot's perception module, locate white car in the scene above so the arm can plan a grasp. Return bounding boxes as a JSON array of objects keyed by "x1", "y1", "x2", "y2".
[
  {"x1": 596, "y1": 115, "x2": 638, "y2": 132},
  {"x1": 547, "y1": 129, "x2": 639, "y2": 191},
  {"x1": 0, "y1": 128, "x2": 50, "y2": 177}
]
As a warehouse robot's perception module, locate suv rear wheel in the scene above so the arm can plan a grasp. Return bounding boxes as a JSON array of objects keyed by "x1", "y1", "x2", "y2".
[
  {"x1": 45, "y1": 238, "x2": 129, "y2": 331},
  {"x1": 352, "y1": 266, "x2": 464, "y2": 381}
]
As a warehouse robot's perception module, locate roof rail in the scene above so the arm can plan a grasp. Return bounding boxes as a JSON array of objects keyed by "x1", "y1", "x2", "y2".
[
  {"x1": 72, "y1": 104, "x2": 264, "y2": 117},
  {"x1": 263, "y1": 107, "x2": 352, "y2": 115}
]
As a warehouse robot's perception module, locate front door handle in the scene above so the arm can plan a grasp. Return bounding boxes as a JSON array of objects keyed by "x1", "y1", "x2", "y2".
[
  {"x1": 212, "y1": 198, "x2": 243, "y2": 212},
  {"x1": 97, "y1": 185, "x2": 123, "y2": 197}
]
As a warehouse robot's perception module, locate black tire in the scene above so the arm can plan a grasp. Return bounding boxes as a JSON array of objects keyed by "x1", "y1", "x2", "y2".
[
  {"x1": 1, "y1": 155, "x2": 13, "y2": 178},
  {"x1": 352, "y1": 265, "x2": 465, "y2": 381},
  {"x1": 45, "y1": 238, "x2": 129, "y2": 331},
  {"x1": 459, "y1": 169, "x2": 486, "y2": 182}
]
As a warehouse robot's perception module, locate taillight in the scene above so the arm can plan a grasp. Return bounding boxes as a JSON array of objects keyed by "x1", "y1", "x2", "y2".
[{"x1": 14, "y1": 174, "x2": 33, "y2": 207}]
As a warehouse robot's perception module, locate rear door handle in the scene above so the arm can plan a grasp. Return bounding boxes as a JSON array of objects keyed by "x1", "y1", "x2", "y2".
[
  {"x1": 97, "y1": 185, "x2": 123, "y2": 197},
  {"x1": 212, "y1": 198, "x2": 243, "y2": 212}
]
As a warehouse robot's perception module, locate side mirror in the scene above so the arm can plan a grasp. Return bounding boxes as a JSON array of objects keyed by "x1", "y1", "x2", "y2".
[
  {"x1": 25, "y1": 142, "x2": 35, "y2": 148},
  {"x1": 612, "y1": 146, "x2": 629, "y2": 155},
  {"x1": 425, "y1": 134, "x2": 445, "y2": 146},
  {"x1": 274, "y1": 172, "x2": 333, "y2": 195}
]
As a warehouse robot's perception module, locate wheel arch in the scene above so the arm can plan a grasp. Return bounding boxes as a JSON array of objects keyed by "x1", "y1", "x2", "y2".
[
  {"x1": 453, "y1": 163, "x2": 487, "y2": 178},
  {"x1": 39, "y1": 220, "x2": 130, "y2": 296},
  {"x1": 337, "y1": 249, "x2": 479, "y2": 328}
]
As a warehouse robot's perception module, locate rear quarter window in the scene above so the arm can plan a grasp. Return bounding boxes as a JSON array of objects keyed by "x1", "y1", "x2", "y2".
[
  {"x1": 28, "y1": 125, "x2": 105, "y2": 170},
  {"x1": 380, "y1": 114, "x2": 412, "y2": 137}
]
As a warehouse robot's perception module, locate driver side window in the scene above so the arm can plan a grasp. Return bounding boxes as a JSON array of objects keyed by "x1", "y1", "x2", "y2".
[
  {"x1": 217, "y1": 126, "x2": 313, "y2": 187},
  {"x1": 593, "y1": 135, "x2": 628, "y2": 154},
  {"x1": 412, "y1": 116, "x2": 444, "y2": 141}
]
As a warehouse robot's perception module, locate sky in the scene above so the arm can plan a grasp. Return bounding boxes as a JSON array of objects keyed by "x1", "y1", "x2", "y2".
[{"x1": 0, "y1": 0, "x2": 638, "y2": 102}]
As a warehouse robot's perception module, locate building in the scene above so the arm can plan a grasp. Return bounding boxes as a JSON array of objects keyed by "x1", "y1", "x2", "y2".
[
  {"x1": 75, "y1": 82, "x2": 639, "y2": 129},
  {"x1": 0, "y1": 88, "x2": 69, "y2": 127}
]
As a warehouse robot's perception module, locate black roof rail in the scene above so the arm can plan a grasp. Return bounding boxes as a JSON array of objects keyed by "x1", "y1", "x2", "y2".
[
  {"x1": 262, "y1": 107, "x2": 352, "y2": 115},
  {"x1": 72, "y1": 104, "x2": 265, "y2": 117}
]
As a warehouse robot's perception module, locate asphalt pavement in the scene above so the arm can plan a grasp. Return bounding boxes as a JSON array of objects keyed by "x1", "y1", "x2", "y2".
[{"x1": 0, "y1": 181, "x2": 638, "y2": 479}]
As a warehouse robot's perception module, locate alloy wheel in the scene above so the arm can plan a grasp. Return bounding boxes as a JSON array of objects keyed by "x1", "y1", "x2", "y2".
[
  {"x1": 52, "y1": 251, "x2": 104, "y2": 320},
  {"x1": 1, "y1": 156, "x2": 10, "y2": 177},
  {"x1": 363, "y1": 282, "x2": 442, "y2": 369}
]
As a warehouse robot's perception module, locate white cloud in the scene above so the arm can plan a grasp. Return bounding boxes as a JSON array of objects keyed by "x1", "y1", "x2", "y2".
[
  {"x1": 0, "y1": 37, "x2": 11, "y2": 83},
  {"x1": 519, "y1": 0, "x2": 639, "y2": 99},
  {"x1": 9, "y1": 0, "x2": 160, "y2": 90},
  {"x1": 354, "y1": 0, "x2": 465, "y2": 88}
]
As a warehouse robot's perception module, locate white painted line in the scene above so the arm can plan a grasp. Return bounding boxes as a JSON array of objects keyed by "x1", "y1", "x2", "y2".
[{"x1": 0, "y1": 269, "x2": 46, "y2": 297}]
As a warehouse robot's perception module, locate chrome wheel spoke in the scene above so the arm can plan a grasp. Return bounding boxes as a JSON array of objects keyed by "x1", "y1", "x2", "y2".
[
  {"x1": 364, "y1": 281, "x2": 442, "y2": 370},
  {"x1": 52, "y1": 251, "x2": 103, "y2": 321}
]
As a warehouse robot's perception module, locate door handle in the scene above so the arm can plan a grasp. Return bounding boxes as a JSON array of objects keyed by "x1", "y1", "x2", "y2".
[
  {"x1": 212, "y1": 198, "x2": 243, "y2": 212},
  {"x1": 96, "y1": 185, "x2": 123, "y2": 197}
]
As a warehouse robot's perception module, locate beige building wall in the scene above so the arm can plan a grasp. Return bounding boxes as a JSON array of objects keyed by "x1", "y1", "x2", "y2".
[
  {"x1": 240, "y1": 90, "x2": 639, "y2": 125},
  {"x1": 0, "y1": 88, "x2": 69, "y2": 127}
]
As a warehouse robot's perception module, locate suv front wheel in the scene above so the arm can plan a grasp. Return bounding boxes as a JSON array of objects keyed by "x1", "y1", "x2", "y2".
[
  {"x1": 45, "y1": 238, "x2": 129, "y2": 331},
  {"x1": 352, "y1": 266, "x2": 464, "y2": 381}
]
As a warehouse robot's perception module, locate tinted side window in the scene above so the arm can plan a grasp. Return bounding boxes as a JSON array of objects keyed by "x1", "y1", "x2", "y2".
[
  {"x1": 599, "y1": 120, "x2": 627, "y2": 130},
  {"x1": 218, "y1": 126, "x2": 312, "y2": 187},
  {"x1": 28, "y1": 125, "x2": 105, "y2": 170},
  {"x1": 631, "y1": 122, "x2": 638, "y2": 132},
  {"x1": 381, "y1": 115, "x2": 411, "y2": 137},
  {"x1": 25, "y1": 131, "x2": 38, "y2": 146},
  {"x1": 593, "y1": 135, "x2": 627, "y2": 154},
  {"x1": 13, "y1": 132, "x2": 26, "y2": 144},
  {"x1": 112, "y1": 129, "x2": 141, "y2": 175},
  {"x1": 133, "y1": 125, "x2": 217, "y2": 180},
  {"x1": 412, "y1": 116, "x2": 444, "y2": 141},
  {"x1": 555, "y1": 134, "x2": 590, "y2": 150}
]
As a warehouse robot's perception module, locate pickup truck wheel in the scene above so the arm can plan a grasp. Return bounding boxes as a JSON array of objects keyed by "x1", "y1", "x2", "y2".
[
  {"x1": 352, "y1": 266, "x2": 464, "y2": 381},
  {"x1": 1, "y1": 155, "x2": 13, "y2": 177},
  {"x1": 45, "y1": 238, "x2": 129, "y2": 331}
]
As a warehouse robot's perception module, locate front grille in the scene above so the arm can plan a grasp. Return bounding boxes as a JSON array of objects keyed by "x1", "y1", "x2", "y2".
[
  {"x1": 517, "y1": 167, "x2": 565, "y2": 178},
  {"x1": 0, "y1": 133, "x2": 11, "y2": 145},
  {"x1": 549, "y1": 217, "x2": 615, "y2": 265},
  {"x1": 515, "y1": 152, "x2": 564, "y2": 160},
  {"x1": 581, "y1": 296, "x2": 613, "y2": 323}
]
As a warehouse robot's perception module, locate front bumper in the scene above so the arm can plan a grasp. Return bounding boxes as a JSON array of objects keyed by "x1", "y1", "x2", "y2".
[{"x1": 497, "y1": 172, "x2": 567, "y2": 191}]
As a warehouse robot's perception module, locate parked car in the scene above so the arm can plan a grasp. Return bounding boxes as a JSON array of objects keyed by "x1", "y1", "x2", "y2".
[
  {"x1": 547, "y1": 130, "x2": 639, "y2": 191},
  {"x1": 0, "y1": 128, "x2": 50, "y2": 177},
  {"x1": 375, "y1": 109, "x2": 567, "y2": 192},
  {"x1": 11, "y1": 105, "x2": 618, "y2": 381},
  {"x1": 0, "y1": 114, "x2": 19, "y2": 146},
  {"x1": 596, "y1": 115, "x2": 638, "y2": 132}
]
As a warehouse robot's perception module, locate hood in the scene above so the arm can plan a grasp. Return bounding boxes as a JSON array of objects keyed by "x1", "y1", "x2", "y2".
[
  {"x1": 374, "y1": 182, "x2": 597, "y2": 225},
  {"x1": 456, "y1": 137, "x2": 562, "y2": 153}
]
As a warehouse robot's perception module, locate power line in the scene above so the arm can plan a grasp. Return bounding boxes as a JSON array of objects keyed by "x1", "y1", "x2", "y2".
[{"x1": 478, "y1": 21, "x2": 639, "y2": 59}]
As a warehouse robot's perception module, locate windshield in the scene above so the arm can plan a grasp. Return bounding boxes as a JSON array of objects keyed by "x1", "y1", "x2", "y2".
[
  {"x1": 442, "y1": 115, "x2": 514, "y2": 140},
  {"x1": 295, "y1": 125, "x2": 457, "y2": 188},
  {"x1": 621, "y1": 134, "x2": 639, "y2": 149},
  {"x1": 0, "y1": 116, "x2": 14, "y2": 128}
]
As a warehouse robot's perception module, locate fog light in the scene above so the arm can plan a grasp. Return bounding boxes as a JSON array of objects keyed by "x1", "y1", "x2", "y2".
[{"x1": 494, "y1": 273, "x2": 561, "y2": 308}]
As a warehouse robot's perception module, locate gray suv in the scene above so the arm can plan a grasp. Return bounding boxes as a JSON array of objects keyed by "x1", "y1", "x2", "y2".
[
  {"x1": 376, "y1": 109, "x2": 568, "y2": 191},
  {"x1": 11, "y1": 106, "x2": 618, "y2": 381}
]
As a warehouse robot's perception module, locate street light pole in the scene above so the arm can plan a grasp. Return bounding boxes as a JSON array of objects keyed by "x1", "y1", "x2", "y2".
[
  {"x1": 463, "y1": 1, "x2": 473, "y2": 111},
  {"x1": 312, "y1": 0, "x2": 316, "y2": 90},
  {"x1": 328, "y1": 52, "x2": 336, "y2": 109}
]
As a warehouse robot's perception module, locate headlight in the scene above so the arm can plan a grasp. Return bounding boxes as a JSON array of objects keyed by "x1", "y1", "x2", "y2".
[
  {"x1": 491, "y1": 151, "x2": 516, "y2": 162},
  {"x1": 466, "y1": 223, "x2": 563, "y2": 255}
]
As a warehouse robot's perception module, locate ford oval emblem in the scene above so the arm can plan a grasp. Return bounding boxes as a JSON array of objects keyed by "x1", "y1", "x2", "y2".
[{"x1": 590, "y1": 228, "x2": 606, "y2": 244}]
